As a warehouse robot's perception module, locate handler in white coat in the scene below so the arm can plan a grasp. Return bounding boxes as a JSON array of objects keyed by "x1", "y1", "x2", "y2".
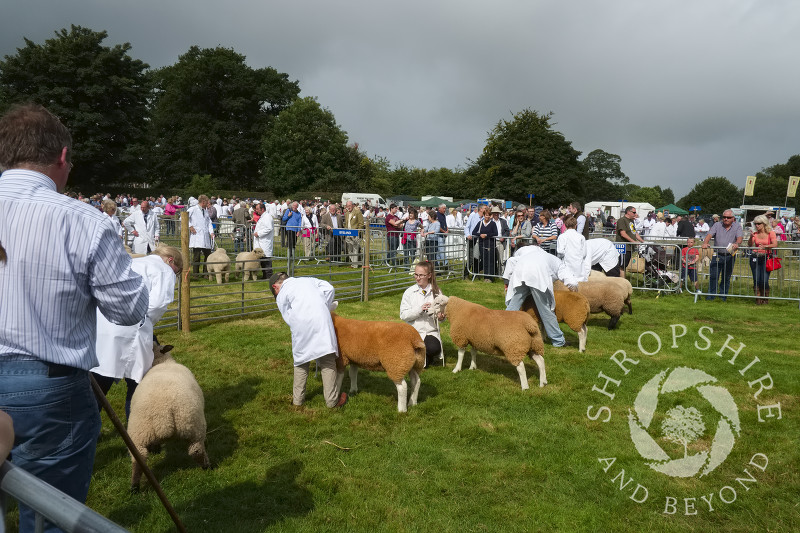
[
  {"x1": 123, "y1": 199, "x2": 159, "y2": 254},
  {"x1": 91, "y1": 246, "x2": 182, "y2": 419},
  {"x1": 270, "y1": 273, "x2": 347, "y2": 408},
  {"x1": 502, "y1": 244, "x2": 575, "y2": 347},
  {"x1": 253, "y1": 202, "x2": 274, "y2": 279},
  {"x1": 583, "y1": 238, "x2": 623, "y2": 278},
  {"x1": 556, "y1": 216, "x2": 587, "y2": 282},
  {"x1": 188, "y1": 195, "x2": 215, "y2": 274}
]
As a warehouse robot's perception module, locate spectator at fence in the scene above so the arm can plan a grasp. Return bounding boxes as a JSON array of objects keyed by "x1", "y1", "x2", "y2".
[
  {"x1": 400, "y1": 260, "x2": 446, "y2": 367},
  {"x1": 103, "y1": 199, "x2": 123, "y2": 240},
  {"x1": 604, "y1": 215, "x2": 616, "y2": 230},
  {"x1": 676, "y1": 214, "x2": 695, "y2": 238},
  {"x1": 385, "y1": 203, "x2": 404, "y2": 266},
  {"x1": 557, "y1": 215, "x2": 587, "y2": 282},
  {"x1": 402, "y1": 208, "x2": 422, "y2": 267},
  {"x1": 0, "y1": 103, "x2": 149, "y2": 533},
  {"x1": 616, "y1": 206, "x2": 645, "y2": 271},
  {"x1": 189, "y1": 195, "x2": 215, "y2": 275},
  {"x1": 232, "y1": 200, "x2": 251, "y2": 253},
  {"x1": 491, "y1": 205, "x2": 510, "y2": 274},
  {"x1": 748, "y1": 215, "x2": 777, "y2": 304},
  {"x1": 568, "y1": 201, "x2": 589, "y2": 238},
  {"x1": 300, "y1": 206, "x2": 316, "y2": 259},
  {"x1": 509, "y1": 208, "x2": 532, "y2": 254},
  {"x1": 770, "y1": 218, "x2": 786, "y2": 241},
  {"x1": 124, "y1": 199, "x2": 160, "y2": 254},
  {"x1": 702, "y1": 209, "x2": 743, "y2": 301},
  {"x1": 269, "y1": 272, "x2": 348, "y2": 409},
  {"x1": 695, "y1": 216, "x2": 710, "y2": 241},
  {"x1": 533, "y1": 209, "x2": 559, "y2": 255},
  {"x1": 344, "y1": 200, "x2": 364, "y2": 267},
  {"x1": 424, "y1": 207, "x2": 441, "y2": 268},
  {"x1": 584, "y1": 237, "x2": 623, "y2": 278},
  {"x1": 320, "y1": 203, "x2": 344, "y2": 260},
  {"x1": 164, "y1": 196, "x2": 182, "y2": 236},
  {"x1": 681, "y1": 237, "x2": 700, "y2": 291},
  {"x1": 282, "y1": 201, "x2": 302, "y2": 259},
  {"x1": 253, "y1": 202, "x2": 274, "y2": 279},
  {"x1": 464, "y1": 205, "x2": 483, "y2": 278},
  {"x1": 472, "y1": 206, "x2": 498, "y2": 282}
]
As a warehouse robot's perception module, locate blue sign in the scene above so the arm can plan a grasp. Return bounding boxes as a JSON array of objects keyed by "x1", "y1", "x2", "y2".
[
  {"x1": 527, "y1": 194, "x2": 535, "y2": 199},
  {"x1": 615, "y1": 244, "x2": 627, "y2": 255},
  {"x1": 333, "y1": 229, "x2": 359, "y2": 237},
  {"x1": 504, "y1": 200, "x2": 513, "y2": 209}
]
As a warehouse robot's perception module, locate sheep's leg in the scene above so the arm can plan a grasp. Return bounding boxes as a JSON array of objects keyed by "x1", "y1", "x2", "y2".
[
  {"x1": 608, "y1": 314, "x2": 620, "y2": 330},
  {"x1": 348, "y1": 364, "x2": 359, "y2": 394},
  {"x1": 578, "y1": 324, "x2": 587, "y2": 353},
  {"x1": 531, "y1": 353, "x2": 547, "y2": 387},
  {"x1": 396, "y1": 379, "x2": 408, "y2": 412},
  {"x1": 516, "y1": 361, "x2": 529, "y2": 390},
  {"x1": 469, "y1": 346, "x2": 478, "y2": 370},
  {"x1": 130, "y1": 446, "x2": 149, "y2": 493},
  {"x1": 626, "y1": 298, "x2": 633, "y2": 315},
  {"x1": 408, "y1": 369, "x2": 421, "y2": 406},
  {"x1": 215, "y1": 272, "x2": 222, "y2": 284},
  {"x1": 452, "y1": 347, "x2": 466, "y2": 373}
]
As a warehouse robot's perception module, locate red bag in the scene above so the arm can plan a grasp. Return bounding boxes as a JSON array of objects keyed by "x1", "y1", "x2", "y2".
[{"x1": 766, "y1": 256, "x2": 782, "y2": 272}]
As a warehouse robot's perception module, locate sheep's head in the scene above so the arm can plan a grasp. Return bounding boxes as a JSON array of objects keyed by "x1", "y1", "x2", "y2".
[
  {"x1": 252, "y1": 248, "x2": 265, "y2": 259},
  {"x1": 151, "y1": 342, "x2": 175, "y2": 366},
  {"x1": 426, "y1": 294, "x2": 449, "y2": 318},
  {"x1": 214, "y1": 247, "x2": 227, "y2": 254}
]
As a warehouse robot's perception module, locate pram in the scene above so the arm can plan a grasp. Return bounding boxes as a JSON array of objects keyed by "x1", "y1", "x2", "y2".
[{"x1": 639, "y1": 244, "x2": 680, "y2": 292}]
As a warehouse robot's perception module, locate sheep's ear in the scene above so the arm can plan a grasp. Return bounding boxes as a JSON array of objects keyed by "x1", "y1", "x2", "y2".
[{"x1": 162, "y1": 345, "x2": 174, "y2": 353}]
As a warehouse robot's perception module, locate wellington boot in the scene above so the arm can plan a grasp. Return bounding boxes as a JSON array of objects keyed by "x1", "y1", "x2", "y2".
[
  {"x1": 754, "y1": 288, "x2": 762, "y2": 305},
  {"x1": 763, "y1": 288, "x2": 770, "y2": 304}
]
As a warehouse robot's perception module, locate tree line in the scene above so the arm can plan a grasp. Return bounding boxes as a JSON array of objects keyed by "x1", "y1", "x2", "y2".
[{"x1": 1, "y1": 25, "x2": 798, "y2": 211}]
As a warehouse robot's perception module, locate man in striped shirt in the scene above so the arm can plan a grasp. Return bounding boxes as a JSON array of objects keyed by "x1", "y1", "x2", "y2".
[{"x1": 0, "y1": 104, "x2": 149, "y2": 532}]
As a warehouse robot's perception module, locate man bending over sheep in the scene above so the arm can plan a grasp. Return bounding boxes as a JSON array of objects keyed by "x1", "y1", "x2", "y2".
[
  {"x1": 270, "y1": 273, "x2": 348, "y2": 408},
  {"x1": 503, "y1": 244, "x2": 576, "y2": 348}
]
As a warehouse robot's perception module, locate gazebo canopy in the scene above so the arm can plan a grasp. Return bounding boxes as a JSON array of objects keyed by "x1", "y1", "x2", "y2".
[
  {"x1": 416, "y1": 196, "x2": 459, "y2": 208},
  {"x1": 656, "y1": 203, "x2": 689, "y2": 215}
]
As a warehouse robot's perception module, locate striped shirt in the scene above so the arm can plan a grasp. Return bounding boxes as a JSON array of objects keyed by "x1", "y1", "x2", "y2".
[
  {"x1": 0, "y1": 169, "x2": 149, "y2": 369},
  {"x1": 534, "y1": 220, "x2": 559, "y2": 251}
]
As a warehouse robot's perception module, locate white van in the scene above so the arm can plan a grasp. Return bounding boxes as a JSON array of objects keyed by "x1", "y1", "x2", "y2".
[{"x1": 341, "y1": 193, "x2": 388, "y2": 209}]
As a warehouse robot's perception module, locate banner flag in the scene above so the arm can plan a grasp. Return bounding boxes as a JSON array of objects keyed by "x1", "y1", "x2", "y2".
[
  {"x1": 744, "y1": 176, "x2": 757, "y2": 196},
  {"x1": 788, "y1": 176, "x2": 800, "y2": 198}
]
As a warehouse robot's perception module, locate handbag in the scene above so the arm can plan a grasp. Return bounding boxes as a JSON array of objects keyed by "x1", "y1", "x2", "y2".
[{"x1": 765, "y1": 255, "x2": 782, "y2": 272}]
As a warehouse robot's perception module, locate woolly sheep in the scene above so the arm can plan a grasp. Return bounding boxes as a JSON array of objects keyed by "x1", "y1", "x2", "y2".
[
  {"x1": 554, "y1": 279, "x2": 626, "y2": 330},
  {"x1": 331, "y1": 312, "x2": 426, "y2": 412},
  {"x1": 440, "y1": 296, "x2": 546, "y2": 390},
  {"x1": 235, "y1": 248, "x2": 265, "y2": 281},
  {"x1": 127, "y1": 343, "x2": 209, "y2": 492},
  {"x1": 588, "y1": 270, "x2": 633, "y2": 315},
  {"x1": 520, "y1": 290, "x2": 590, "y2": 352},
  {"x1": 206, "y1": 248, "x2": 231, "y2": 284}
]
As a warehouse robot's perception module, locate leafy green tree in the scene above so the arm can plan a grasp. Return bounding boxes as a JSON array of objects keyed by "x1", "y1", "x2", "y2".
[
  {"x1": 628, "y1": 186, "x2": 665, "y2": 206},
  {"x1": 677, "y1": 177, "x2": 742, "y2": 216},
  {"x1": 581, "y1": 149, "x2": 629, "y2": 201},
  {"x1": 148, "y1": 46, "x2": 299, "y2": 190},
  {"x1": 753, "y1": 154, "x2": 800, "y2": 209},
  {"x1": 185, "y1": 174, "x2": 219, "y2": 199},
  {"x1": 262, "y1": 97, "x2": 354, "y2": 196},
  {"x1": 0, "y1": 25, "x2": 150, "y2": 191},
  {"x1": 468, "y1": 110, "x2": 585, "y2": 206}
]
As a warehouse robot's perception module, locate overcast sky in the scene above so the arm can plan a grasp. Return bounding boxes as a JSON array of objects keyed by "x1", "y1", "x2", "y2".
[{"x1": 3, "y1": 0, "x2": 799, "y2": 197}]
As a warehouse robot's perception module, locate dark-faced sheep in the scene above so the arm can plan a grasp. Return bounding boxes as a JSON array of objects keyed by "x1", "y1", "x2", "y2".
[
  {"x1": 331, "y1": 312, "x2": 426, "y2": 412},
  {"x1": 439, "y1": 296, "x2": 546, "y2": 389}
]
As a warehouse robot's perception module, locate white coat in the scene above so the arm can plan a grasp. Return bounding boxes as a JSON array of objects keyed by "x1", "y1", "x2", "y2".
[
  {"x1": 582, "y1": 238, "x2": 620, "y2": 278},
  {"x1": 502, "y1": 246, "x2": 571, "y2": 309},
  {"x1": 92, "y1": 255, "x2": 176, "y2": 382},
  {"x1": 399, "y1": 284, "x2": 442, "y2": 345},
  {"x1": 123, "y1": 209, "x2": 160, "y2": 254},
  {"x1": 188, "y1": 204, "x2": 214, "y2": 249},
  {"x1": 557, "y1": 229, "x2": 587, "y2": 282},
  {"x1": 253, "y1": 213, "x2": 274, "y2": 256},
  {"x1": 276, "y1": 277, "x2": 339, "y2": 366},
  {"x1": 650, "y1": 221, "x2": 668, "y2": 239}
]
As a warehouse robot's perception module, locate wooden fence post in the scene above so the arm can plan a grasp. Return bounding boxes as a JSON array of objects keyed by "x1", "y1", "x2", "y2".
[{"x1": 180, "y1": 211, "x2": 191, "y2": 333}]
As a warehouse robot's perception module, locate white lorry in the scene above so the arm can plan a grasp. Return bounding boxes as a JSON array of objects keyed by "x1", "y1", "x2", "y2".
[{"x1": 341, "y1": 193, "x2": 388, "y2": 209}]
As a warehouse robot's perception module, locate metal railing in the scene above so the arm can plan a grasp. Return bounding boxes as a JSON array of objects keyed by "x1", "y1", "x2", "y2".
[{"x1": 0, "y1": 461, "x2": 128, "y2": 533}]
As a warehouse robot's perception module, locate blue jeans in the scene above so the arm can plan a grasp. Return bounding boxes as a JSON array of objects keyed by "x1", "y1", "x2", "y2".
[
  {"x1": 749, "y1": 254, "x2": 770, "y2": 291},
  {"x1": 387, "y1": 233, "x2": 401, "y2": 266},
  {"x1": 0, "y1": 359, "x2": 101, "y2": 533},
  {"x1": 506, "y1": 285, "x2": 565, "y2": 346},
  {"x1": 403, "y1": 239, "x2": 417, "y2": 266},
  {"x1": 707, "y1": 253, "x2": 735, "y2": 300}
]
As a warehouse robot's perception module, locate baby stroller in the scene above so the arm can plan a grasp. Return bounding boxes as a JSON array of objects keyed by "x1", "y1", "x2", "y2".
[{"x1": 639, "y1": 244, "x2": 680, "y2": 292}]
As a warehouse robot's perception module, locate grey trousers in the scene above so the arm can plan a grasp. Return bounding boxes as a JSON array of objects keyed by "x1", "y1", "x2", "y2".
[
  {"x1": 506, "y1": 284, "x2": 566, "y2": 346},
  {"x1": 293, "y1": 353, "x2": 340, "y2": 407}
]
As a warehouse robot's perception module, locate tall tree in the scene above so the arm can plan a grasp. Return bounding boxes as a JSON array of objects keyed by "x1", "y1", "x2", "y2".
[
  {"x1": 148, "y1": 46, "x2": 299, "y2": 189},
  {"x1": 581, "y1": 149, "x2": 629, "y2": 201},
  {"x1": 753, "y1": 154, "x2": 800, "y2": 208},
  {"x1": 677, "y1": 177, "x2": 742, "y2": 216},
  {"x1": 0, "y1": 25, "x2": 150, "y2": 191},
  {"x1": 261, "y1": 97, "x2": 354, "y2": 196},
  {"x1": 468, "y1": 109, "x2": 585, "y2": 206}
]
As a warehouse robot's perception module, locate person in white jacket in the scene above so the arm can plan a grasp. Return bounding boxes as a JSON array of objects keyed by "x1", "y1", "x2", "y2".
[
  {"x1": 583, "y1": 238, "x2": 623, "y2": 278},
  {"x1": 188, "y1": 195, "x2": 214, "y2": 274},
  {"x1": 91, "y1": 245, "x2": 182, "y2": 419},
  {"x1": 123, "y1": 199, "x2": 160, "y2": 254},
  {"x1": 270, "y1": 272, "x2": 348, "y2": 408},
  {"x1": 253, "y1": 202, "x2": 274, "y2": 279},
  {"x1": 400, "y1": 260, "x2": 446, "y2": 367},
  {"x1": 556, "y1": 216, "x2": 587, "y2": 282},
  {"x1": 502, "y1": 244, "x2": 576, "y2": 347}
]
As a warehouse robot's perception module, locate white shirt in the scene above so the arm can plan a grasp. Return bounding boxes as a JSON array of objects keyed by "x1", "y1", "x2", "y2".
[
  {"x1": 399, "y1": 284, "x2": 442, "y2": 343},
  {"x1": 253, "y1": 212, "x2": 274, "y2": 256},
  {"x1": 502, "y1": 246, "x2": 571, "y2": 308},
  {"x1": 123, "y1": 209, "x2": 160, "y2": 254},
  {"x1": 0, "y1": 169, "x2": 148, "y2": 368},
  {"x1": 666, "y1": 223, "x2": 677, "y2": 237},
  {"x1": 641, "y1": 218, "x2": 655, "y2": 235},
  {"x1": 583, "y1": 238, "x2": 621, "y2": 278},
  {"x1": 557, "y1": 229, "x2": 587, "y2": 281},
  {"x1": 93, "y1": 255, "x2": 176, "y2": 382},
  {"x1": 188, "y1": 203, "x2": 214, "y2": 249},
  {"x1": 276, "y1": 277, "x2": 339, "y2": 365},
  {"x1": 650, "y1": 221, "x2": 668, "y2": 239}
]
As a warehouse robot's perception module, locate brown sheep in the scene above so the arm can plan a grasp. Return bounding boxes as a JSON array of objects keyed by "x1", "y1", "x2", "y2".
[
  {"x1": 440, "y1": 296, "x2": 546, "y2": 390},
  {"x1": 588, "y1": 270, "x2": 633, "y2": 314},
  {"x1": 521, "y1": 290, "x2": 590, "y2": 352},
  {"x1": 331, "y1": 312, "x2": 426, "y2": 412},
  {"x1": 554, "y1": 280, "x2": 626, "y2": 330}
]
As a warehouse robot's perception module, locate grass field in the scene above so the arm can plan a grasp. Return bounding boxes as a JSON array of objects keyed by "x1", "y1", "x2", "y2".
[{"x1": 74, "y1": 281, "x2": 800, "y2": 532}]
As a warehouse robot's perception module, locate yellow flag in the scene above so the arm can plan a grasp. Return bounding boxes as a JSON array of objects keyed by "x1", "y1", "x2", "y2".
[
  {"x1": 788, "y1": 176, "x2": 800, "y2": 198},
  {"x1": 744, "y1": 176, "x2": 757, "y2": 196}
]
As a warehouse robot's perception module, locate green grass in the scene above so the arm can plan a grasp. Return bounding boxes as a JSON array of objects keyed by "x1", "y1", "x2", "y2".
[{"x1": 82, "y1": 281, "x2": 799, "y2": 532}]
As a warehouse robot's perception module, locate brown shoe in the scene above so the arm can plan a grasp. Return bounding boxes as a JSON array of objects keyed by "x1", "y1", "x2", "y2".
[{"x1": 335, "y1": 392, "x2": 348, "y2": 408}]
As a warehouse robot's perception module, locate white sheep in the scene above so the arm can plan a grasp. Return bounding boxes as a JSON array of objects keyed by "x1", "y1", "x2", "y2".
[
  {"x1": 127, "y1": 343, "x2": 209, "y2": 492},
  {"x1": 438, "y1": 296, "x2": 546, "y2": 390},
  {"x1": 331, "y1": 312, "x2": 426, "y2": 412},
  {"x1": 235, "y1": 248, "x2": 265, "y2": 281},
  {"x1": 588, "y1": 270, "x2": 633, "y2": 315},
  {"x1": 206, "y1": 248, "x2": 231, "y2": 284},
  {"x1": 554, "y1": 279, "x2": 627, "y2": 329}
]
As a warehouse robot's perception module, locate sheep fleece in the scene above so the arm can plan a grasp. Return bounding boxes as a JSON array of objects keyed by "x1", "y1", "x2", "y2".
[
  {"x1": 447, "y1": 296, "x2": 544, "y2": 366},
  {"x1": 521, "y1": 291, "x2": 590, "y2": 333}
]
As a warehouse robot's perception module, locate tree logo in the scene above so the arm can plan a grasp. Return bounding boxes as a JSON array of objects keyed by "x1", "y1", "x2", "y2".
[{"x1": 628, "y1": 367, "x2": 741, "y2": 478}]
